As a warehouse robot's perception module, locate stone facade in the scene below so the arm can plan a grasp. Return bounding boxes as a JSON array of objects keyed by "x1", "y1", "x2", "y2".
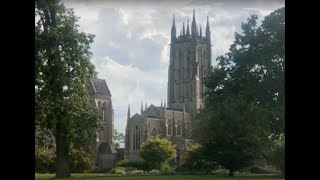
[
  {"x1": 124, "y1": 10, "x2": 212, "y2": 164},
  {"x1": 124, "y1": 103, "x2": 194, "y2": 164}
]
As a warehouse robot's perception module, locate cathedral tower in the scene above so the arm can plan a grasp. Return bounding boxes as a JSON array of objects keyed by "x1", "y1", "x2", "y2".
[{"x1": 167, "y1": 10, "x2": 212, "y2": 113}]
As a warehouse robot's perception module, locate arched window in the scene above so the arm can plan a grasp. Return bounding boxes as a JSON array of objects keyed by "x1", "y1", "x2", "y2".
[
  {"x1": 152, "y1": 128, "x2": 156, "y2": 136},
  {"x1": 98, "y1": 101, "x2": 102, "y2": 121},
  {"x1": 102, "y1": 109, "x2": 105, "y2": 121},
  {"x1": 168, "y1": 119, "x2": 172, "y2": 135},
  {"x1": 102, "y1": 102, "x2": 106, "y2": 121},
  {"x1": 186, "y1": 122, "x2": 191, "y2": 137},
  {"x1": 133, "y1": 125, "x2": 140, "y2": 150},
  {"x1": 177, "y1": 120, "x2": 182, "y2": 135}
]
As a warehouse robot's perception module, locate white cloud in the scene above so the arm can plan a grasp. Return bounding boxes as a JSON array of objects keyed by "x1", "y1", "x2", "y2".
[{"x1": 94, "y1": 56, "x2": 167, "y2": 134}]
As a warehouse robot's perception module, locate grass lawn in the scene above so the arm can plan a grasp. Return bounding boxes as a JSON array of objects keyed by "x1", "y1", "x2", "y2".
[{"x1": 35, "y1": 174, "x2": 284, "y2": 180}]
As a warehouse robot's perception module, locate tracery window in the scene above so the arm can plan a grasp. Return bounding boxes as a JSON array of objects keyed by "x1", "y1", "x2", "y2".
[
  {"x1": 168, "y1": 119, "x2": 172, "y2": 135},
  {"x1": 133, "y1": 125, "x2": 140, "y2": 150}
]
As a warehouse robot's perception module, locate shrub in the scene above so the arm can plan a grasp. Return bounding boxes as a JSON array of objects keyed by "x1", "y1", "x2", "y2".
[
  {"x1": 149, "y1": 169, "x2": 161, "y2": 175},
  {"x1": 130, "y1": 170, "x2": 145, "y2": 175},
  {"x1": 265, "y1": 136, "x2": 285, "y2": 176},
  {"x1": 161, "y1": 170, "x2": 176, "y2": 175},
  {"x1": 110, "y1": 167, "x2": 126, "y2": 174},
  {"x1": 211, "y1": 167, "x2": 229, "y2": 176},
  {"x1": 124, "y1": 167, "x2": 138, "y2": 172},
  {"x1": 92, "y1": 166, "x2": 111, "y2": 173},
  {"x1": 180, "y1": 143, "x2": 217, "y2": 174},
  {"x1": 250, "y1": 166, "x2": 278, "y2": 174},
  {"x1": 35, "y1": 145, "x2": 56, "y2": 173},
  {"x1": 116, "y1": 159, "x2": 148, "y2": 170},
  {"x1": 160, "y1": 163, "x2": 172, "y2": 172},
  {"x1": 140, "y1": 136, "x2": 176, "y2": 169},
  {"x1": 114, "y1": 169, "x2": 126, "y2": 174},
  {"x1": 178, "y1": 171, "x2": 202, "y2": 175},
  {"x1": 69, "y1": 148, "x2": 95, "y2": 173}
]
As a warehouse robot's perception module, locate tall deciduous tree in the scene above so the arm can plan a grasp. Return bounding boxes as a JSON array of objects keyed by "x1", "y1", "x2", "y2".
[
  {"x1": 193, "y1": 7, "x2": 284, "y2": 176},
  {"x1": 35, "y1": 0, "x2": 99, "y2": 178}
]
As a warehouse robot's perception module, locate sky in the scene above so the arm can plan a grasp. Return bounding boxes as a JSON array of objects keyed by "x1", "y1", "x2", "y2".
[{"x1": 62, "y1": 0, "x2": 285, "y2": 142}]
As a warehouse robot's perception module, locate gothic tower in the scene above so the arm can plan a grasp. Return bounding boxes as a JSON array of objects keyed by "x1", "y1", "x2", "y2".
[{"x1": 167, "y1": 10, "x2": 212, "y2": 113}]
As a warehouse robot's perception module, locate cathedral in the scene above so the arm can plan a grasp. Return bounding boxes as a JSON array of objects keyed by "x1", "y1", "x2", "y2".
[{"x1": 124, "y1": 10, "x2": 212, "y2": 164}]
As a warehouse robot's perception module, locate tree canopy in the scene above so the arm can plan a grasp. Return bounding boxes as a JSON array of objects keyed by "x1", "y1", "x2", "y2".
[
  {"x1": 35, "y1": 0, "x2": 99, "y2": 177},
  {"x1": 193, "y1": 7, "x2": 285, "y2": 176}
]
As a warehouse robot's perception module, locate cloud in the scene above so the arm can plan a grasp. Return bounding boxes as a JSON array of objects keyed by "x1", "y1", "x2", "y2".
[
  {"x1": 95, "y1": 56, "x2": 167, "y2": 137},
  {"x1": 62, "y1": 0, "x2": 285, "y2": 136}
]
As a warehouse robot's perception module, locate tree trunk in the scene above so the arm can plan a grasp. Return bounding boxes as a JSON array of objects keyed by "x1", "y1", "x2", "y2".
[
  {"x1": 55, "y1": 114, "x2": 70, "y2": 178},
  {"x1": 41, "y1": 0, "x2": 71, "y2": 177},
  {"x1": 228, "y1": 169, "x2": 234, "y2": 177}
]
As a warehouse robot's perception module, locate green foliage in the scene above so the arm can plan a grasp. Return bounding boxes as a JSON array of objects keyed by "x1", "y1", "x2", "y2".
[
  {"x1": 114, "y1": 169, "x2": 126, "y2": 175},
  {"x1": 160, "y1": 163, "x2": 172, "y2": 172},
  {"x1": 265, "y1": 136, "x2": 285, "y2": 176},
  {"x1": 110, "y1": 167, "x2": 126, "y2": 174},
  {"x1": 180, "y1": 143, "x2": 217, "y2": 174},
  {"x1": 250, "y1": 166, "x2": 278, "y2": 174},
  {"x1": 115, "y1": 159, "x2": 148, "y2": 170},
  {"x1": 35, "y1": 0, "x2": 99, "y2": 177},
  {"x1": 69, "y1": 148, "x2": 95, "y2": 173},
  {"x1": 211, "y1": 167, "x2": 229, "y2": 176},
  {"x1": 161, "y1": 170, "x2": 176, "y2": 175},
  {"x1": 193, "y1": 7, "x2": 285, "y2": 176},
  {"x1": 140, "y1": 136, "x2": 176, "y2": 169},
  {"x1": 124, "y1": 167, "x2": 139, "y2": 172},
  {"x1": 130, "y1": 170, "x2": 146, "y2": 175},
  {"x1": 149, "y1": 169, "x2": 161, "y2": 175},
  {"x1": 114, "y1": 129, "x2": 125, "y2": 145},
  {"x1": 35, "y1": 145, "x2": 56, "y2": 173}
]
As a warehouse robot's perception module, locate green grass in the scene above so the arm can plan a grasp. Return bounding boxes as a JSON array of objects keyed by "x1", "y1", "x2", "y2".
[{"x1": 35, "y1": 173, "x2": 284, "y2": 180}]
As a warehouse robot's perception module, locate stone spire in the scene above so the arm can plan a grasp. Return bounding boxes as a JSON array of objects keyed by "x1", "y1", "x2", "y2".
[
  {"x1": 145, "y1": 102, "x2": 147, "y2": 110},
  {"x1": 141, "y1": 101, "x2": 143, "y2": 114},
  {"x1": 186, "y1": 20, "x2": 190, "y2": 36},
  {"x1": 206, "y1": 16, "x2": 211, "y2": 44},
  {"x1": 191, "y1": 9, "x2": 197, "y2": 37},
  {"x1": 127, "y1": 104, "x2": 130, "y2": 121},
  {"x1": 183, "y1": 22, "x2": 185, "y2": 35},
  {"x1": 171, "y1": 14, "x2": 176, "y2": 43}
]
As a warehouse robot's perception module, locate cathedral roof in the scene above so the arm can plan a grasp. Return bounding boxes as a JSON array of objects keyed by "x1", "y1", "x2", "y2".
[
  {"x1": 131, "y1": 113, "x2": 144, "y2": 121},
  {"x1": 143, "y1": 104, "x2": 162, "y2": 118},
  {"x1": 88, "y1": 79, "x2": 111, "y2": 96}
]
